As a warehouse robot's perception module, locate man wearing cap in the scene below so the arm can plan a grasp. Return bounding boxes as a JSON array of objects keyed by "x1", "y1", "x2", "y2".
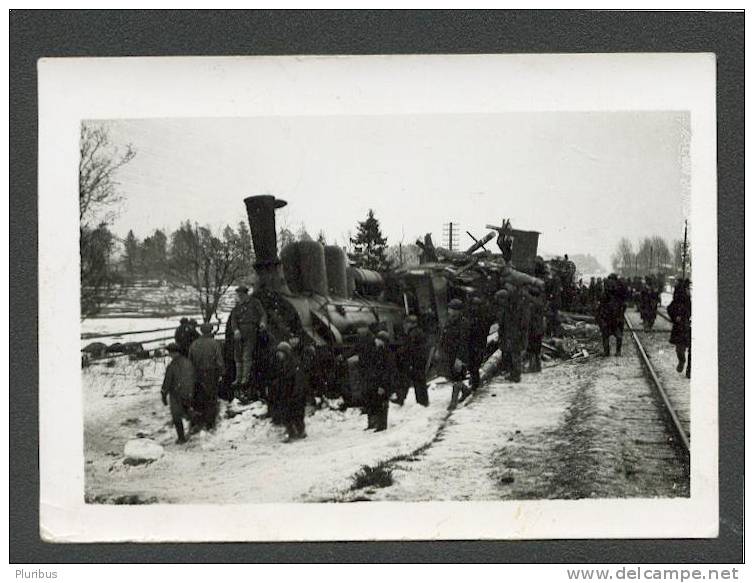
[
  {"x1": 440, "y1": 298, "x2": 470, "y2": 410},
  {"x1": 355, "y1": 328, "x2": 379, "y2": 429},
  {"x1": 396, "y1": 315, "x2": 429, "y2": 406},
  {"x1": 596, "y1": 274, "x2": 627, "y2": 357},
  {"x1": 175, "y1": 317, "x2": 199, "y2": 357},
  {"x1": 371, "y1": 330, "x2": 397, "y2": 431},
  {"x1": 638, "y1": 276, "x2": 660, "y2": 332},
  {"x1": 272, "y1": 339, "x2": 307, "y2": 441},
  {"x1": 188, "y1": 323, "x2": 224, "y2": 431},
  {"x1": 229, "y1": 285, "x2": 267, "y2": 391},
  {"x1": 161, "y1": 343, "x2": 196, "y2": 444}
]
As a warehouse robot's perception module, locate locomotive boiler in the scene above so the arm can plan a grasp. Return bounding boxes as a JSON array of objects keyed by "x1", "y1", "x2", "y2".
[{"x1": 243, "y1": 194, "x2": 543, "y2": 402}]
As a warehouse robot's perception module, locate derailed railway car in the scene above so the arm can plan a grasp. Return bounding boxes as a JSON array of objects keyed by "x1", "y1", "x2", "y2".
[{"x1": 243, "y1": 195, "x2": 542, "y2": 403}]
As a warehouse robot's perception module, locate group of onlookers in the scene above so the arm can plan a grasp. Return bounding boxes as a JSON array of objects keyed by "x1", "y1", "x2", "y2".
[
  {"x1": 161, "y1": 321, "x2": 223, "y2": 443},
  {"x1": 159, "y1": 274, "x2": 692, "y2": 445}
]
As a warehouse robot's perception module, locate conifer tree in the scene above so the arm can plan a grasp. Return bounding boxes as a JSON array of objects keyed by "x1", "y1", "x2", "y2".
[
  {"x1": 348, "y1": 209, "x2": 392, "y2": 271},
  {"x1": 123, "y1": 230, "x2": 140, "y2": 279}
]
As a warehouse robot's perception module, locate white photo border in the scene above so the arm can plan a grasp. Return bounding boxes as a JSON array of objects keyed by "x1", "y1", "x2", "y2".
[{"x1": 38, "y1": 53, "x2": 717, "y2": 542}]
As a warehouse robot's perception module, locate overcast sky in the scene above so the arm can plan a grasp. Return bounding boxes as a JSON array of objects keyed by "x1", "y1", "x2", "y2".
[{"x1": 100, "y1": 112, "x2": 690, "y2": 270}]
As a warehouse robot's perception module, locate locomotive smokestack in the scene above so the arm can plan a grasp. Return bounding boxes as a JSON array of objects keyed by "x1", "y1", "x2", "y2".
[
  {"x1": 244, "y1": 195, "x2": 287, "y2": 266},
  {"x1": 244, "y1": 194, "x2": 290, "y2": 292}
]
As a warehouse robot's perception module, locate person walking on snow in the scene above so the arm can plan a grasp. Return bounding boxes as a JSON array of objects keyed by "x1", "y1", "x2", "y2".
[
  {"x1": 667, "y1": 279, "x2": 691, "y2": 379},
  {"x1": 175, "y1": 317, "x2": 199, "y2": 357},
  {"x1": 188, "y1": 322, "x2": 224, "y2": 431},
  {"x1": 161, "y1": 342, "x2": 196, "y2": 444},
  {"x1": 440, "y1": 298, "x2": 470, "y2": 410},
  {"x1": 396, "y1": 315, "x2": 430, "y2": 406},
  {"x1": 596, "y1": 274, "x2": 628, "y2": 357},
  {"x1": 272, "y1": 340, "x2": 307, "y2": 442}
]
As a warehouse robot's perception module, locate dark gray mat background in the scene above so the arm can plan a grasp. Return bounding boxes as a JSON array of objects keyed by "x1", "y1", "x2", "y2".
[{"x1": 10, "y1": 10, "x2": 744, "y2": 564}]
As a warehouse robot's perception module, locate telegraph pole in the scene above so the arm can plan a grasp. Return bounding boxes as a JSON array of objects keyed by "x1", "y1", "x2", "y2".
[
  {"x1": 442, "y1": 221, "x2": 460, "y2": 252},
  {"x1": 682, "y1": 220, "x2": 688, "y2": 280}
]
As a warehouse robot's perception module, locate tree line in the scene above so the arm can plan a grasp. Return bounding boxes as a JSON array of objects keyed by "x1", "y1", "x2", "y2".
[
  {"x1": 80, "y1": 123, "x2": 418, "y2": 321},
  {"x1": 611, "y1": 235, "x2": 690, "y2": 278},
  {"x1": 88, "y1": 211, "x2": 406, "y2": 322}
]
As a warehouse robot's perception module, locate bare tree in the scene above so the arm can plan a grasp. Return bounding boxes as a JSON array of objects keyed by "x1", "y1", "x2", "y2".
[
  {"x1": 80, "y1": 223, "x2": 120, "y2": 318},
  {"x1": 634, "y1": 237, "x2": 652, "y2": 273},
  {"x1": 79, "y1": 123, "x2": 135, "y2": 224},
  {"x1": 387, "y1": 243, "x2": 421, "y2": 267},
  {"x1": 278, "y1": 227, "x2": 296, "y2": 251},
  {"x1": 611, "y1": 237, "x2": 635, "y2": 276},
  {"x1": 635, "y1": 236, "x2": 672, "y2": 274},
  {"x1": 296, "y1": 223, "x2": 313, "y2": 242},
  {"x1": 79, "y1": 122, "x2": 136, "y2": 318},
  {"x1": 167, "y1": 221, "x2": 251, "y2": 323},
  {"x1": 650, "y1": 235, "x2": 672, "y2": 269}
]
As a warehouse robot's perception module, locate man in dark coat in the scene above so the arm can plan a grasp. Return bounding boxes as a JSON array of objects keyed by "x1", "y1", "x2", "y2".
[
  {"x1": 298, "y1": 343, "x2": 318, "y2": 405},
  {"x1": 267, "y1": 338, "x2": 289, "y2": 426},
  {"x1": 396, "y1": 315, "x2": 429, "y2": 406},
  {"x1": 526, "y1": 285, "x2": 545, "y2": 373},
  {"x1": 161, "y1": 342, "x2": 196, "y2": 444},
  {"x1": 638, "y1": 277, "x2": 660, "y2": 331},
  {"x1": 188, "y1": 323, "x2": 224, "y2": 431},
  {"x1": 229, "y1": 285, "x2": 267, "y2": 390},
  {"x1": 596, "y1": 274, "x2": 628, "y2": 356},
  {"x1": 467, "y1": 296, "x2": 491, "y2": 391},
  {"x1": 499, "y1": 283, "x2": 530, "y2": 383},
  {"x1": 440, "y1": 298, "x2": 470, "y2": 409},
  {"x1": 356, "y1": 328, "x2": 392, "y2": 431},
  {"x1": 667, "y1": 279, "x2": 691, "y2": 378},
  {"x1": 371, "y1": 331, "x2": 397, "y2": 431},
  {"x1": 273, "y1": 340, "x2": 307, "y2": 441},
  {"x1": 175, "y1": 317, "x2": 199, "y2": 356}
]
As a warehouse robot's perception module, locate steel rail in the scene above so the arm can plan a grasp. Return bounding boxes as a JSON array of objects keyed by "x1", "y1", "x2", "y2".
[
  {"x1": 656, "y1": 307, "x2": 673, "y2": 324},
  {"x1": 624, "y1": 314, "x2": 690, "y2": 455}
]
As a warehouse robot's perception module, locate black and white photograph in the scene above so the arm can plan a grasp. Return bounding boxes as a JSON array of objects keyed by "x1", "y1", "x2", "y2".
[{"x1": 37, "y1": 53, "x2": 719, "y2": 542}]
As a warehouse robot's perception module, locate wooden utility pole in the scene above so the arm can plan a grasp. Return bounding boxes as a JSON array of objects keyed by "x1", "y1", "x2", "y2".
[
  {"x1": 682, "y1": 220, "x2": 688, "y2": 279},
  {"x1": 442, "y1": 221, "x2": 460, "y2": 251}
]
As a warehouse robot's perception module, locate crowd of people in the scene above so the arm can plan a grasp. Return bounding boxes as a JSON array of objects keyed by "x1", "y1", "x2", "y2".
[
  {"x1": 161, "y1": 285, "x2": 310, "y2": 444},
  {"x1": 158, "y1": 274, "x2": 692, "y2": 445}
]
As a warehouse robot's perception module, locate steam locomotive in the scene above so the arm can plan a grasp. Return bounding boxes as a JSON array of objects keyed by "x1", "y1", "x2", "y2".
[{"x1": 243, "y1": 194, "x2": 542, "y2": 401}]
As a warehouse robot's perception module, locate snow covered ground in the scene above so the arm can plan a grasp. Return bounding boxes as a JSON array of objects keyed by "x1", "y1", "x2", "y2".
[
  {"x1": 84, "y1": 326, "x2": 688, "y2": 504},
  {"x1": 81, "y1": 280, "x2": 236, "y2": 349},
  {"x1": 83, "y1": 357, "x2": 457, "y2": 504},
  {"x1": 346, "y1": 336, "x2": 688, "y2": 502}
]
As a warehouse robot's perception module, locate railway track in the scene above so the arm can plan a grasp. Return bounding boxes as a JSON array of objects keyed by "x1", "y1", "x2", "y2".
[{"x1": 624, "y1": 311, "x2": 690, "y2": 466}]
